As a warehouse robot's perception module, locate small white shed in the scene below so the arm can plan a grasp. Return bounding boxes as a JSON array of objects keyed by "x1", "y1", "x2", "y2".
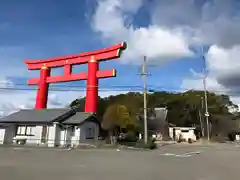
[{"x1": 169, "y1": 127, "x2": 196, "y2": 142}]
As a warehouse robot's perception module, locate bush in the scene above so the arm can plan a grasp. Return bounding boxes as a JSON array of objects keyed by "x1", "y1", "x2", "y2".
[
  {"x1": 228, "y1": 132, "x2": 236, "y2": 141},
  {"x1": 119, "y1": 136, "x2": 157, "y2": 150},
  {"x1": 123, "y1": 131, "x2": 137, "y2": 142},
  {"x1": 144, "y1": 138, "x2": 157, "y2": 150}
]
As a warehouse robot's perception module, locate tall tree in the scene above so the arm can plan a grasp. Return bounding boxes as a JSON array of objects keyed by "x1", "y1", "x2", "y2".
[
  {"x1": 102, "y1": 104, "x2": 135, "y2": 143},
  {"x1": 102, "y1": 104, "x2": 134, "y2": 130},
  {"x1": 69, "y1": 90, "x2": 236, "y2": 128},
  {"x1": 69, "y1": 99, "x2": 81, "y2": 108}
]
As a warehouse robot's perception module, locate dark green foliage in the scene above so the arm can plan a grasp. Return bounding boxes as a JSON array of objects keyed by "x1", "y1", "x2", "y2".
[
  {"x1": 228, "y1": 132, "x2": 236, "y2": 141},
  {"x1": 120, "y1": 138, "x2": 157, "y2": 150},
  {"x1": 69, "y1": 99, "x2": 82, "y2": 108},
  {"x1": 123, "y1": 131, "x2": 137, "y2": 142},
  {"x1": 145, "y1": 138, "x2": 157, "y2": 149},
  {"x1": 133, "y1": 138, "x2": 157, "y2": 150},
  {"x1": 69, "y1": 91, "x2": 237, "y2": 128}
]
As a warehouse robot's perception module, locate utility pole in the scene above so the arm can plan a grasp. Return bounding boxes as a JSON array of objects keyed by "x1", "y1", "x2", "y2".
[
  {"x1": 200, "y1": 97, "x2": 205, "y2": 137},
  {"x1": 142, "y1": 56, "x2": 148, "y2": 144},
  {"x1": 202, "y1": 49, "x2": 210, "y2": 141}
]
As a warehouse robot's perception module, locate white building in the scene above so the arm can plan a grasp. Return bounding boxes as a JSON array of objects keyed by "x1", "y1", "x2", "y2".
[
  {"x1": 169, "y1": 127, "x2": 197, "y2": 142},
  {"x1": 0, "y1": 108, "x2": 100, "y2": 147}
]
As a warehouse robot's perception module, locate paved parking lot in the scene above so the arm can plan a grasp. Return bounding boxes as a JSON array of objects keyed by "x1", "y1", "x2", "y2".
[{"x1": 0, "y1": 143, "x2": 240, "y2": 180}]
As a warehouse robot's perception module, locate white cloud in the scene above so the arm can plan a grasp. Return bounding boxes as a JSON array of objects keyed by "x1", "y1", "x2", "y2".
[
  {"x1": 181, "y1": 44, "x2": 240, "y2": 102},
  {"x1": 181, "y1": 76, "x2": 227, "y2": 93},
  {"x1": 150, "y1": 0, "x2": 240, "y2": 105},
  {"x1": 207, "y1": 45, "x2": 240, "y2": 76},
  {"x1": 0, "y1": 78, "x2": 14, "y2": 88},
  {"x1": 121, "y1": 0, "x2": 240, "y2": 106},
  {"x1": 179, "y1": 70, "x2": 240, "y2": 109},
  {"x1": 151, "y1": 0, "x2": 240, "y2": 48},
  {"x1": 91, "y1": 0, "x2": 240, "y2": 66},
  {"x1": 91, "y1": 0, "x2": 240, "y2": 93},
  {"x1": 181, "y1": 73, "x2": 240, "y2": 108},
  {"x1": 92, "y1": 0, "x2": 192, "y2": 65},
  {"x1": 124, "y1": 26, "x2": 192, "y2": 63}
]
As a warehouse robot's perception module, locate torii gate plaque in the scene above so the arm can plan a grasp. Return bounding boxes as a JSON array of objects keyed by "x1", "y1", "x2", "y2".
[{"x1": 24, "y1": 42, "x2": 126, "y2": 113}]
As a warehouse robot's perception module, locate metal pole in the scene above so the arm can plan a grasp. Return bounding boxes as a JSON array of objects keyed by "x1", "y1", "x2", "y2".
[
  {"x1": 202, "y1": 51, "x2": 210, "y2": 141},
  {"x1": 142, "y1": 56, "x2": 148, "y2": 144},
  {"x1": 201, "y1": 97, "x2": 205, "y2": 137}
]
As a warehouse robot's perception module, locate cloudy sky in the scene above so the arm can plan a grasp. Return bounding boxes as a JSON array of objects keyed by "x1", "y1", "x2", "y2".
[{"x1": 0, "y1": 0, "x2": 240, "y2": 115}]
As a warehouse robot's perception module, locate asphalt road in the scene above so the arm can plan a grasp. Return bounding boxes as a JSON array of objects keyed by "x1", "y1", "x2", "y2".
[{"x1": 0, "y1": 143, "x2": 239, "y2": 180}]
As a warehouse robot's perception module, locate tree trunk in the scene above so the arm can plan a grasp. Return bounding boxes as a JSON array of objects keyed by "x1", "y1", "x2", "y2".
[{"x1": 109, "y1": 130, "x2": 115, "y2": 144}]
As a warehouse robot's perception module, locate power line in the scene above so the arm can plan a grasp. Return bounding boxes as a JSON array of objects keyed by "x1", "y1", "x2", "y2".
[
  {"x1": 0, "y1": 85, "x2": 239, "y2": 94},
  {"x1": 0, "y1": 82, "x2": 227, "y2": 92},
  {"x1": 0, "y1": 87, "x2": 142, "y2": 92},
  {"x1": 1, "y1": 83, "x2": 144, "y2": 88},
  {"x1": 0, "y1": 80, "x2": 236, "y2": 95},
  {"x1": 0, "y1": 81, "x2": 239, "y2": 94}
]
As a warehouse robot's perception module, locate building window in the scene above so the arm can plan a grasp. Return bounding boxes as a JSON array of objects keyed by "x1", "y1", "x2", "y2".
[
  {"x1": 16, "y1": 125, "x2": 34, "y2": 136},
  {"x1": 86, "y1": 127, "x2": 95, "y2": 139},
  {"x1": 181, "y1": 130, "x2": 189, "y2": 133}
]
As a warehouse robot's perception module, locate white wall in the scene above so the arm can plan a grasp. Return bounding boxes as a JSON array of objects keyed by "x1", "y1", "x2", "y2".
[
  {"x1": 0, "y1": 121, "x2": 100, "y2": 147},
  {"x1": 180, "y1": 129, "x2": 196, "y2": 141},
  {"x1": 26, "y1": 126, "x2": 42, "y2": 145},
  {"x1": 60, "y1": 126, "x2": 76, "y2": 146},
  {"x1": 13, "y1": 126, "x2": 44, "y2": 145},
  {"x1": 66, "y1": 126, "x2": 75, "y2": 145},
  {"x1": 169, "y1": 127, "x2": 196, "y2": 141},
  {"x1": 60, "y1": 129, "x2": 66, "y2": 146},
  {"x1": 0, "y1": 128, "x2": 6, "y2": 144},
  {"x1": 169, "y1": 127, "x2": 173, "y2": 139},
  {"x1": 7, "y1": 124, "x2": 61, "y2": 147},
  {"x1": 47, "y1": 123, "x2": 61, "y2": 147}
]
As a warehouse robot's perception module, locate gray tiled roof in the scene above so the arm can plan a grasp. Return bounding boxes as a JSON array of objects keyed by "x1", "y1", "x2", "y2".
[
  {"x1": 62, "y1": 112, "x2": 95, "y2": 125},
  {"x1": 0, "y1": 108, "x2": 72, "y2": 124},
  {"x1": 0, "y1": 123, "x2": 11, "y2": 127}
]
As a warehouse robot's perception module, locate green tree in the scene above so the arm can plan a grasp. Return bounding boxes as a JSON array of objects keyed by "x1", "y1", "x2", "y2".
[
  {"x1": 102, "y1": 104, "x2": 134, "y2": 130},
  {"x1": 69, "y1": 99, "x2": 81, "y2": 108},
  {"x1": 69, "y1": 90, "x2": 236, "y2": 129},
  {"x1": 102, "y1": 104, "x2": 135, "y2": 143},
  {"x1": 69, "y1": 98, "x2": 85, "y2": 111}
]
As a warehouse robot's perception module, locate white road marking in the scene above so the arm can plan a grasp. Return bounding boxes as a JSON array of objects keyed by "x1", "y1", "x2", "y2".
[
  {"x1": 161, "y1": 151, "x2": 201, "y2": 158},
  {"x1": 13, "y1": 147, "x2": 25, "y2": 150},
  {"x1": 161, "y1": 153, "x2": 176, "y2": 156},
  {"x1": 12, "y1": 147, "x2": 71, "y2": 151},
  {"x1": 180, "y1": 151, "x2": 201, "y2": 155},
  {"x1": 175, "y1": 154, "x2": 191, "y2": 158}
]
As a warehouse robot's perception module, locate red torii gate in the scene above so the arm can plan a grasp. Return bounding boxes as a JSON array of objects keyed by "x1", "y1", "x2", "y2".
[{"x1": 24, "y1": 42, "x2": 126, "y2": 113}]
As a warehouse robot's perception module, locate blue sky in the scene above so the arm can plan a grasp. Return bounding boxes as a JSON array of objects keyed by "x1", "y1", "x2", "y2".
[
  {"x1": 0, "y1": 0, "x2": 204, "y2": 93},
  {"x1": 1, "y1": 0, "x2": 240, "y2": 114}
]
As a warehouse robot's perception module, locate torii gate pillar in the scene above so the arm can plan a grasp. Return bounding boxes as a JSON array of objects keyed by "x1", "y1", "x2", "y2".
[
  {"x1": 24, "y1": 42, "x2": 126, "y2": 113},
  {"x1": 85, "y1": 56, "x2": 99, "y2": 113}
]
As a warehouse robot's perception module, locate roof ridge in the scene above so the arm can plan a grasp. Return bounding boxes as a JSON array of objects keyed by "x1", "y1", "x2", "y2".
[{"x1": 20, "y1": 108, "x2": 71, "y2": 111}]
